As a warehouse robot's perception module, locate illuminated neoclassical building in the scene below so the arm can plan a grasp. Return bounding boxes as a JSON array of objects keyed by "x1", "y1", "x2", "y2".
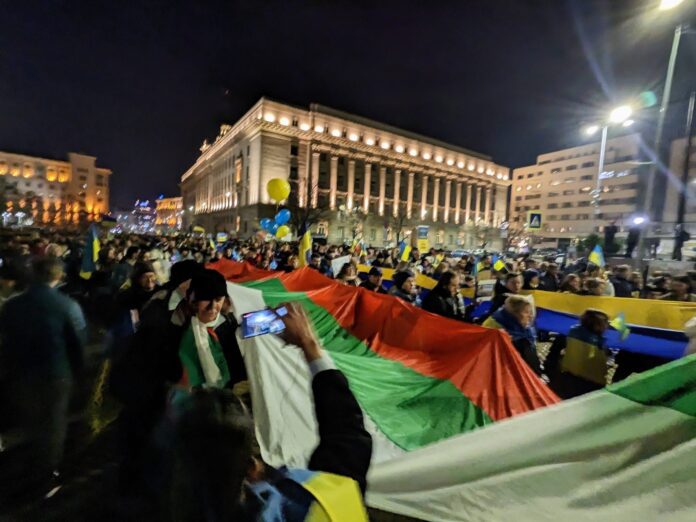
[
  {"x1": 181, "y1": 98, "x2": 510, "y2": 248},
  {"x1": 0, "y1": 151, "x2": 111, "y2": 225}
]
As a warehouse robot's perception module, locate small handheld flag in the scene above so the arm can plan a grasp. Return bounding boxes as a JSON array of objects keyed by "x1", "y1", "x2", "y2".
[
  {"x1": 399, "y1": 240, "x2": 412, "y2": 262},
  {"x1": 610, "y1": 312, "x2": 630, "y2": 341},
  {"x1": 492, "y1": 255, "x2": 506, "y2": 272},
  {"x1": 588, "y1": 245, "x2": 605, "y2": 267},
  {"x1": 79, "y1": 224, "x2": 100, "y2": 280},
  {"x1": 298, "y1": 227, "x2": 312, "y2": 267}
]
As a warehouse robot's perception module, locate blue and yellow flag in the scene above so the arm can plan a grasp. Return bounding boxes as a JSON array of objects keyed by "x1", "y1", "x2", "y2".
[
  {"x1": 471, "y1": 256, "x2": 482, "y2": 276},
  {"x1": 492, "y1": 255, "x2": 506, "y2": 272},
  {"x1": 588, "y1": 244, "x2": 605, "y2": 267},
  {"x1": 610, "y1": 312, "x2": 631, "y2": 341},
  {"x1": 79, "y1": 224, "x2": 100, "y2": 280},
  {"x1": 298, "y1": 228, "x2": 312, "y2": 268},
  {"x1": 398, "y1": 240, "x2": 412, "y2": 262}
]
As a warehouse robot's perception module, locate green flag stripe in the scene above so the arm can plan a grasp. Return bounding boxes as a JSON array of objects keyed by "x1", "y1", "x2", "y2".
[
  {"x1": 242, "y1": 278, "x2": 494, "y2": 450},
  {"x1": 608, "y1": 354, "x2": 696, "y2": 417}
]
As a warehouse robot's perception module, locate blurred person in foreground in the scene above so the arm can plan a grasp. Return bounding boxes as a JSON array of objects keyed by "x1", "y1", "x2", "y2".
[
  {"x1": 483, "y1": 295, "x2": 542, "y2": 376},
  {"x1": 159, "y1": 302, "x2": 372, "y2": 521},
  {"x1": 0, "y1": 257, "x2": 87, "y2": 493}
]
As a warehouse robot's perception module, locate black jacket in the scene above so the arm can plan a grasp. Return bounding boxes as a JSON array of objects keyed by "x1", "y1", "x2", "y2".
[
  {"x1": 610, "y1": 276, "x2": 633, "y2": 298},
  {"x1": 539, "y1": 272, "x2": 559, "y2": 292},
  {"x1": 422, "y1": 287, "x2": 461, "y2": 320},
  {"x1": 359, "y1": 280, "x2": 387, "y2": 294},
  {"x1": 307, "y1": 369, "x2": 373, "y2": 494}
]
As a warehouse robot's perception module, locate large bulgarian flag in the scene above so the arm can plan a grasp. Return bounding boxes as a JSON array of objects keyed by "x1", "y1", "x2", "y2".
[{"x1": 213, "y1": 260, "x2": 696, "y2": 519}]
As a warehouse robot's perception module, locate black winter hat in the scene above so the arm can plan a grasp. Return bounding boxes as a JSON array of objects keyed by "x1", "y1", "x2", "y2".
[
  {"x1": 169, "y1": 260, "x2": 202, "y2": 289},
  {"x1": 131, "y1": 261, "x2": 156, "y2": 284},
  {"x1": 392, "y1": 270, "x2": 414, "y2": 290},
  {"x1": 188, "y1": 269, "x2": 228, "y2": 302}
]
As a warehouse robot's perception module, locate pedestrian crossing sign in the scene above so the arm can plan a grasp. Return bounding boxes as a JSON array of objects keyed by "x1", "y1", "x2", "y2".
[{"x1": 527, "y1": 211, "x2": 542, "y2": 230}]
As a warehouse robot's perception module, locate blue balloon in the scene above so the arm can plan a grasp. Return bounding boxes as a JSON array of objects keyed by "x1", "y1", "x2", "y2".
[
  {"x1": 275, "y1": 209, "x2": 291, "y2": 226},
  {"x1": 260, "y1": 218, "x2": 273, "y2": 231},
  {"x1": 269, "y1": 222, "x2": 279, "y2": 235}
]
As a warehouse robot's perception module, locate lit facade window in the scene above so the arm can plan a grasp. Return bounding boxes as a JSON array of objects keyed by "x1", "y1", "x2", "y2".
[
  {"x1": 394, "y1": 144, "x2": 404, "y2": 153},
  {"x1": 300, "y1": 123, "x2": 310, "y2": 131},
  {"x1": 279, "y1": 116, "x2": 290, "y2": 126},
  {"x1": 314, "y1": 125, "x2": 324, "y2": 133},
  {"x1": 331, "y1": 128, "x2": 342, "y2": 137},
  {"x1": 263, "y1": 113, "x2": 276, "y2": 123}
]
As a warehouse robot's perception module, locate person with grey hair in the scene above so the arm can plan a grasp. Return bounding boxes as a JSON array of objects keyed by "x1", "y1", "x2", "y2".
[{"x1": 0, "y1": 256, "x2": 87, "y2": 495}]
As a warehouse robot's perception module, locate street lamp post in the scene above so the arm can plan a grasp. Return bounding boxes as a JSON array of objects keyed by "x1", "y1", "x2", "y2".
[
  {"x1": 585, "y1": 105, "x2": 633, "y2": 219},
  {"x1": 638, "y1": 0, "x2": 689, "y2": 260}
]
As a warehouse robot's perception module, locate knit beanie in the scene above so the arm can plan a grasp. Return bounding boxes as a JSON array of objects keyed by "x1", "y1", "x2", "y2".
[
  {"x1": 188, "y1": 269, "x2": 228, "y2": 302},
  {"x1": 169, "y1": 259, "x2": 203, "y2": 289}
]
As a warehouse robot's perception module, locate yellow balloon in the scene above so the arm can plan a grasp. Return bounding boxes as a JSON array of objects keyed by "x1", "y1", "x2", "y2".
[
  {"x1": 275, "y1": 225, "x2": 290, "y2": 238},
  {"x1": 267, "y1": 178, "x2": 291, "y2": 202}
]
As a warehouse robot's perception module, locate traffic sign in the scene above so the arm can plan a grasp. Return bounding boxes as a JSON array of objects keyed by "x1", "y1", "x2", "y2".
[{"x1": 527, "y1": 211, "x2": 542, "y2": 230}]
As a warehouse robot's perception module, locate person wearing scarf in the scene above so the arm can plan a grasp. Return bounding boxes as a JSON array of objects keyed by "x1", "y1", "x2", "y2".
[
  {"x1": 483, "y1": 295, "x2": 542, "y2": 376},
  {"x1": 176, "y1": 269, "x2": 246, "y2": 391}
]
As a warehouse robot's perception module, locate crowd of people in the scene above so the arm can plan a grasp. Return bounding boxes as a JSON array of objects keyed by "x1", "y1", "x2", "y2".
[{"x1": 0, "y1": 227, "x2": 694, "y2": 519}]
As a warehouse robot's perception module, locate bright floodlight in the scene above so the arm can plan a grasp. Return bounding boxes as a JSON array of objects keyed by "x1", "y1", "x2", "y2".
[
  {"x1": 609, "y1": 105, "x2": 632, "y2": 124},
  {"x1": 659, "y1": 0, "x2": 684, "y2": 10},
  {"x1": 622, "y1": 119, "x2": 635, "y2": 127},
  {"x1": 633, "y1": 216, "x2": 646, "y2": 225},
  {"x1": 585, "y1": 124, "x2": 600, "y2": 136}
]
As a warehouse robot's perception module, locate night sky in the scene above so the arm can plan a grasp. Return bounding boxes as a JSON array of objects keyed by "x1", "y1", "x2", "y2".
[{"x1": 1, "y1": 0, "x2": 695, "y2": 208}]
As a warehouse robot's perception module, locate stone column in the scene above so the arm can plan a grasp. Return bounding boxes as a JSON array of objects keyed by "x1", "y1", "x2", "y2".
[
  {"x1": 329, "y1": 156, "x2": 338, "y2": 210},
  {"x1": 363, "y1": 162, "x2": 372, "y2": 213},
  {"x1": 406, "y1": 172, "x2": 415, "y2": 218},
  {"x1": 393, "y1": 169, "x2": 401, "y2": 217},
  {"x1": 347, "y1": 159, "x2": 356, "y2": 209},
  {"x1": 485, "y1": 185, "x2": 492, "y2": 225},
  {"x1": 378, "y1": 166, "x2": 386, "y2": 216},
  {"x1": 432, "y1": 177, "x2": 440, "y2": 222},
  {"x1": 444, "y1": 179, "x2": 452, "y2": 223},
  {"x1": 310, "y1": 152, "x2": 320, "y2": 208},
  {"x1": 464, "y1": 183, "x2": 471, "y2": 223},
  {"x1": 475, "y1": 185, "x2": 482, "y2": 222},
  {"x1": 420, "y1": 174, "x2": 429, "y2": 220},
  {"x1": 455, "y1": 182, "x2": 462, "y2": 224}
]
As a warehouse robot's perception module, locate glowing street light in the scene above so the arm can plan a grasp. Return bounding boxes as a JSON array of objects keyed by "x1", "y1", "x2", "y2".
[
  {"x1": 622, "y1": 119, "x2": 635, "y2": 127},
  {"x1": 608, "y1": 105, "x2": 632, "y2": 124},
  {"x1": 659, "y1": 0, "x2": 684, "y2": 10},
  {"x1": 585, "y1": 124, "x2": 600, "y2": 136}
]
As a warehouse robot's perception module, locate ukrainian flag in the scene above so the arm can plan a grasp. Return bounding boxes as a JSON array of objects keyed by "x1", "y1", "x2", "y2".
[
  {"x1": 492, "y1": 255, "x2": 506, "y2": 272},
  {"x1": 588, "y1": 244, "x2": 605, "y2": 267},
  {"x1": 610, "y1": 312, "x2": 631, "y2": 341},
  {"x1": 298, "y1": 227, "x2": 312, "y2": 267},
  {"x1": 79, "y1": 224, "x2": 100, "y2": 280},
  {"x1": 399, "y1": 240, "x2": 412, "y2": 262},
  {"x1": 471, "y1": 256, "x2": 482, "y2": 276}
]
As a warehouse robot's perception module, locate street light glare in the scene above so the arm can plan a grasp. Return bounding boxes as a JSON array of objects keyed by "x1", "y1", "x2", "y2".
[
  {"x1": 659, "y1": 0, "x2": 684, "y2": 10},
  {"x1": 622, "y1": 119, "x2": 635, "y2": 127},
  {"x1": 609, "y1": 105, "x2": 632, "y2": 124},
  {"x1": 585, "y1": 124, "x2": 600, "y2": 136},
  {"x1": 633, "y1": 216, "x2": 646, "y2": 225}
]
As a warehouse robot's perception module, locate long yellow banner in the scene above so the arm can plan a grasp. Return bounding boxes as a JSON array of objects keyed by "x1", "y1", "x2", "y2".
[
  {"x1": 525, "y1": 290, "x2": 696, "y2": 331},
  {"x1": 357, "y1": 264, "x2": 437, "y2": 290}
]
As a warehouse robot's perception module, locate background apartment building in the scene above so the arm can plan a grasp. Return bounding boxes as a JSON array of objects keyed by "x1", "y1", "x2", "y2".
[{"x1": 510, "y1": 133, "x2": 644, "y2": 248}]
